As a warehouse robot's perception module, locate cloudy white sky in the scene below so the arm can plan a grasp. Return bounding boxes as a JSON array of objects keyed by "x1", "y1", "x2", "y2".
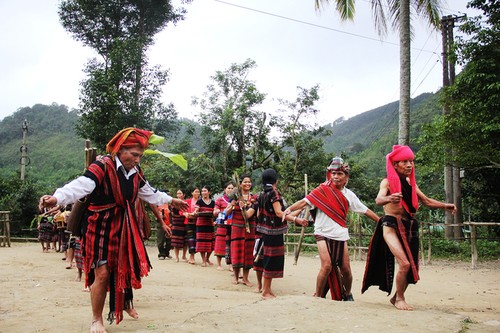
[{"x1": 0, "y1": 0, "x2": 476, "y2": 124}]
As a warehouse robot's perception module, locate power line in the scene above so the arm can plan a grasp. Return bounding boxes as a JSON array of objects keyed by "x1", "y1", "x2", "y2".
[{"x1": 214, "y1": 0, "x2": 438, "y2": 54}]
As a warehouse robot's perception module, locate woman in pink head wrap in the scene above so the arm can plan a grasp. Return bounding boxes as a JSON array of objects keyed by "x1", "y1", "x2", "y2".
[{"x1": 362, "y1": 145, "x2": 456, "y2": 311}]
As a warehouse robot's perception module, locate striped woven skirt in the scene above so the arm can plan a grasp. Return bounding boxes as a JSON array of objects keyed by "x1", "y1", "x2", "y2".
[
  {"x1": 171, "y1": 215, "x2": 186, "y2": 249},
  {"x1": 213, "y1": 224, "x2": 227, "y2": 257},
  {"x1": 253, "y1": 233, "x2": 285, "y2": 279},
  {"x1": 75, "y1": 238, "x2": 84, "y2": 270},
  {"x1": 38, "y1": 220, "x2": 55, "y2": 242},
  {"x1": 186, "y1": 220, "x2": 196, "y2": 254},
  {"x1": 196, "y1": 215, "x2": 214, "y2": 253},
  {"x1": 230, "y1": 225, "x2": 255, "y2": 269}
]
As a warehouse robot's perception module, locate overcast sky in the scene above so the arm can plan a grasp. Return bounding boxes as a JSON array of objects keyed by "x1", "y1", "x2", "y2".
[{"x1": 0, "y1": 0, "x2": 476, "y2": 124}]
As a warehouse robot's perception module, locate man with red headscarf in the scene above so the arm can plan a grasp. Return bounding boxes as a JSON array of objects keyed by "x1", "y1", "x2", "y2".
[
  {"x1": 284, "y1": 157, "x2": 379, "y2": 301},
  {"x1": 362, "y1": 145, "x2": 456, "y2": 311},
  {"x1": 39, "y1": 128, "x2": 188, "y2": 333}
]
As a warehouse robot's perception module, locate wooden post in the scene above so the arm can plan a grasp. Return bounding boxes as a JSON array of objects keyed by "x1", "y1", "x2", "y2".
[
  {"x1": 470, "y1": 224, "x2": 477, "y2": 269},
  {"x1": 419, "y1": 221, "x2": 425, "y2": 266},
  {"x1": 357, "y1": 215, "x2": 362, "y2": 260},
  {"x1": 427, "y1": 221, "x2": 432, "y2": 264},
  {"x1": 0, "y1": 211, "x2": 11, "y2": 247}
]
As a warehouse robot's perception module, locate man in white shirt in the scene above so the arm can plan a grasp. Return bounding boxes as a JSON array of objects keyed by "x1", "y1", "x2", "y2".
[
  {"x1": 39, "y1": 128, "x2": 188, "y2": 333},
  {"x1": 284, "y1": 157, "x2": 379, "y2": 301}
]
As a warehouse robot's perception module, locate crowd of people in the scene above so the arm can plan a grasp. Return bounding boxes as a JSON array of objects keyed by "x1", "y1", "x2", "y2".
[{"x1": 38, "y1": 128, "x2": 456, "y2": 333}]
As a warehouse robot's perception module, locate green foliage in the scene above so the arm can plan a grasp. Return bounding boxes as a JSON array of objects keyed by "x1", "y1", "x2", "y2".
[
  {"x1": 59, "y1": 0, "x2": 187, "y2": 149},
  {"x1": 0, "y1": 176, "x2": 40, "y2": 235},
  {"x1": 194, "y1": 59, "x2": 267, "y2": 186},
  {"x1": 425, "y1": 0, "x2": 500, "y2": 169},
  {"x1": 427, "y1": 239, "x2": 500, "y2": 261}
]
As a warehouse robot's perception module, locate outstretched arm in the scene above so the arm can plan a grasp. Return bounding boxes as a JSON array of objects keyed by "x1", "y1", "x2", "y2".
[
  {"x1": 282, "y1": 199, "x2": 309, "y2": 222},
  {"x1": 274, "y1": 201, "x2": 308, "y2": 227},
  {"x1": 364, "y1": 209, "x2": 380, "y2": 223},
  {"x1": 416, "y1": 185, "x2": 457, "y2": 214}
]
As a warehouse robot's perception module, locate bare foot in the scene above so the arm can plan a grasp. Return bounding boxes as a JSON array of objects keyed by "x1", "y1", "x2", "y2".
[
  {"x1": 242, "y1": 280, "x2": 254, "y2": 287},
  {"x1": 254, "y1": 287, "x2": 262, "y2": 293},
  {"x1": 207, "y1": 261, "x2": 214, "y2": 266},
  {"x1": 175, "y1": 258, "x2": 179, "y2": 262},
  {"x1": 390, "y1": 295, "x2": 413, "y2": 310},
  {"x1": 125, "y1": 308, "x2": 139, "y2": 319},
  {"x1": 261, "y1": 293, "x2": 276, "y2": 300},
  {"x1": 228, "y1": 267, "x2": 233, "y2": 272},
  {"x1": 188, "y1": 260, "x2": 195, "y2": 265},
  {"x1": 82, "y1": 287, "x2": 90, "y2": 292},
  {"x1": 90, "y1": 320, "x2": 107, "y2": 333},
  {"x1": 201, "y1": 263, "x2": 207, "y2": 267},
  {"x1": 217, "y1": 266, "x2": 224, "y2": 271},
  {"x1": 232, "y1": 280, "x2": 239, "y2": 285}
]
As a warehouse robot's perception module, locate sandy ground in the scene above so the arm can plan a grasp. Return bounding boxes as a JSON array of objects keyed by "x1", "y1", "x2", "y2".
[{"x1": 0, "y1": 242, "x2": 499, "y2": 333}]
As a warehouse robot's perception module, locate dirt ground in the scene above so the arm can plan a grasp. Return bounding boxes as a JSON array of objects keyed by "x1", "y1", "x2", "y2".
[{"x1": 0, "y1": 242, "x2": 498, "y2": 333}]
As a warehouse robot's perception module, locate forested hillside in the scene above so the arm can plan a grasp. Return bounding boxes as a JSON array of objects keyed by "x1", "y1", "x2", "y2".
[
  {"x1": 0, "y1": 104, "x2": 85, "y2": 187},
  {"x1": 323, "y1": 92, "x2": 442, "y2": 178}
]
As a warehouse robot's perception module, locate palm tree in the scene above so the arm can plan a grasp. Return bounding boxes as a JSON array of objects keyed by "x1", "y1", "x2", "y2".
[{"x1": 315, "y1": 0, "x2": 442, "y2": 145}]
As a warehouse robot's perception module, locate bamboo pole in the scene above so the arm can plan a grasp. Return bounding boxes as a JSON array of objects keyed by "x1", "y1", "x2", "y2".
[
  {"x1": 294, "y1": 174, "x2": 309, "y2": 265},
  {"x1": 470, "y1": 224, "x2": 478, "y2": 269}
]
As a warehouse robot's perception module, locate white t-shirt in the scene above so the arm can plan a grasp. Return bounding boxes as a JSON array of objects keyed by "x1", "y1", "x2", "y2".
[{"x1": 305, "y1": 187, "x2": 368, "y2": 241}]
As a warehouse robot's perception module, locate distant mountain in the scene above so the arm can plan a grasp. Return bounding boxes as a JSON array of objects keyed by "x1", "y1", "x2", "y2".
[{"x1": 322, "y1": 92, "x2": 442, "y2": 178}]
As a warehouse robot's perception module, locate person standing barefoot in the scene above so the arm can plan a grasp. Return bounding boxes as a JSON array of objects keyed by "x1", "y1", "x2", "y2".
[{"x1": 362, "y1": 145, "x2": 456, "y2": 310}]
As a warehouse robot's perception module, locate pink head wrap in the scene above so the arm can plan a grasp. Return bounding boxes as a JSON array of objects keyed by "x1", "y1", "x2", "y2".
[{"x1": 386, "y1": 145, "x2": 419, "y2": 213}]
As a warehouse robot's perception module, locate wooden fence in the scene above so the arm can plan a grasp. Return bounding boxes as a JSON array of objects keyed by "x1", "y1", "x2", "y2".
[
  {"x1": 11, "y1": 219, "x2": 499, "y2": 269},
  {"x1": 285, "y1": 220, "x2": 499, "y2": 269}
]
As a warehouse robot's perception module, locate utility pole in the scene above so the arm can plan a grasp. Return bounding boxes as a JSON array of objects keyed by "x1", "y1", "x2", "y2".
[
  {"x1": 441, "y1": 14, "x2": 466, "y2": 239},
  {"x1": 20, "y1": 119, "x2": 29, "y2": 182}
]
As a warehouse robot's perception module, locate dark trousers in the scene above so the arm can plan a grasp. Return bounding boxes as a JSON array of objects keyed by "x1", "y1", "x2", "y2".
[{"x1": 156, "y1": 222, "x2": 171, "y2": 257}]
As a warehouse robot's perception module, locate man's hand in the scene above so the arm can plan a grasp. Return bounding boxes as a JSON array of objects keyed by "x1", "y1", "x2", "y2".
[
  {"x1": 39, "y1": 195, "x2": 57, "y2": 211},
  {"x1": 444, "y1": 203, "x2": 457, "y2": 215},
  {"x1": 162, "y1": 224, "x2": 172, "y2": 237},
  {"x1": 171, "y1": 198, "x2": 188, "y2": 211},
  {"x1": 387, "y1": 192, "x2": 403, "y2": 204}
]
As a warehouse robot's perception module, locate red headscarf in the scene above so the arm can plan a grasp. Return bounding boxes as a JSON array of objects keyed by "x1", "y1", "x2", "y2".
[
  {"x1": 105, "y1": 128, "x2": 152, "y2": 158},
  {"x1": 386, "y1": 145, "x2": 419, "y2": 213}
]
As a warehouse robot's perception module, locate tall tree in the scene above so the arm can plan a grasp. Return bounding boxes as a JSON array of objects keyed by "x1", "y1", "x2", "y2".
[
  {"x1": 193, "y1": 59, "x2": 267, "y2": 184},
  {"x1": 315, "y1": 0, "x2": 442, "y2": 145},
  {"x1": 272, "y1": 85, "x2": 331, "y2": 194},
  {"x1": 59, "y1": 0, "x2": 188, "y2": 149}
]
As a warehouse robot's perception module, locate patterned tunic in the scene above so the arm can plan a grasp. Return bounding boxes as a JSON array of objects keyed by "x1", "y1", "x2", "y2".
[
  {"x1": 230, "y1": 194, "x2": 257, "y2": 269},
  {"x1": 83, "y1": 156, "x2": 150, "y2": 324},
  {"x1": 171, "y1": 206, "x2": 187, "y2": 249},
  {"x1": 195, "y1": 198, "x2": 215, "y2": 253},
  {"x1": 214, "y1": 195, "x2": 230, "y2": 257},
  {"x1": 254, "y1": 187, "x2": 288, "y2": 278}
]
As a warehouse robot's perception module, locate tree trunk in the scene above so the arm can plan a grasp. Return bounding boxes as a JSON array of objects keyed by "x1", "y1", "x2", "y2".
[
  {"x1": 453, "y1": 164, "x2": 463, "y2": 238},
  {"x1": 398, "y1": 0, "x2": 411, "y2": 146},
  {"x1": 442, "y1": 15, "x2": 457, "y2": 239}
]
